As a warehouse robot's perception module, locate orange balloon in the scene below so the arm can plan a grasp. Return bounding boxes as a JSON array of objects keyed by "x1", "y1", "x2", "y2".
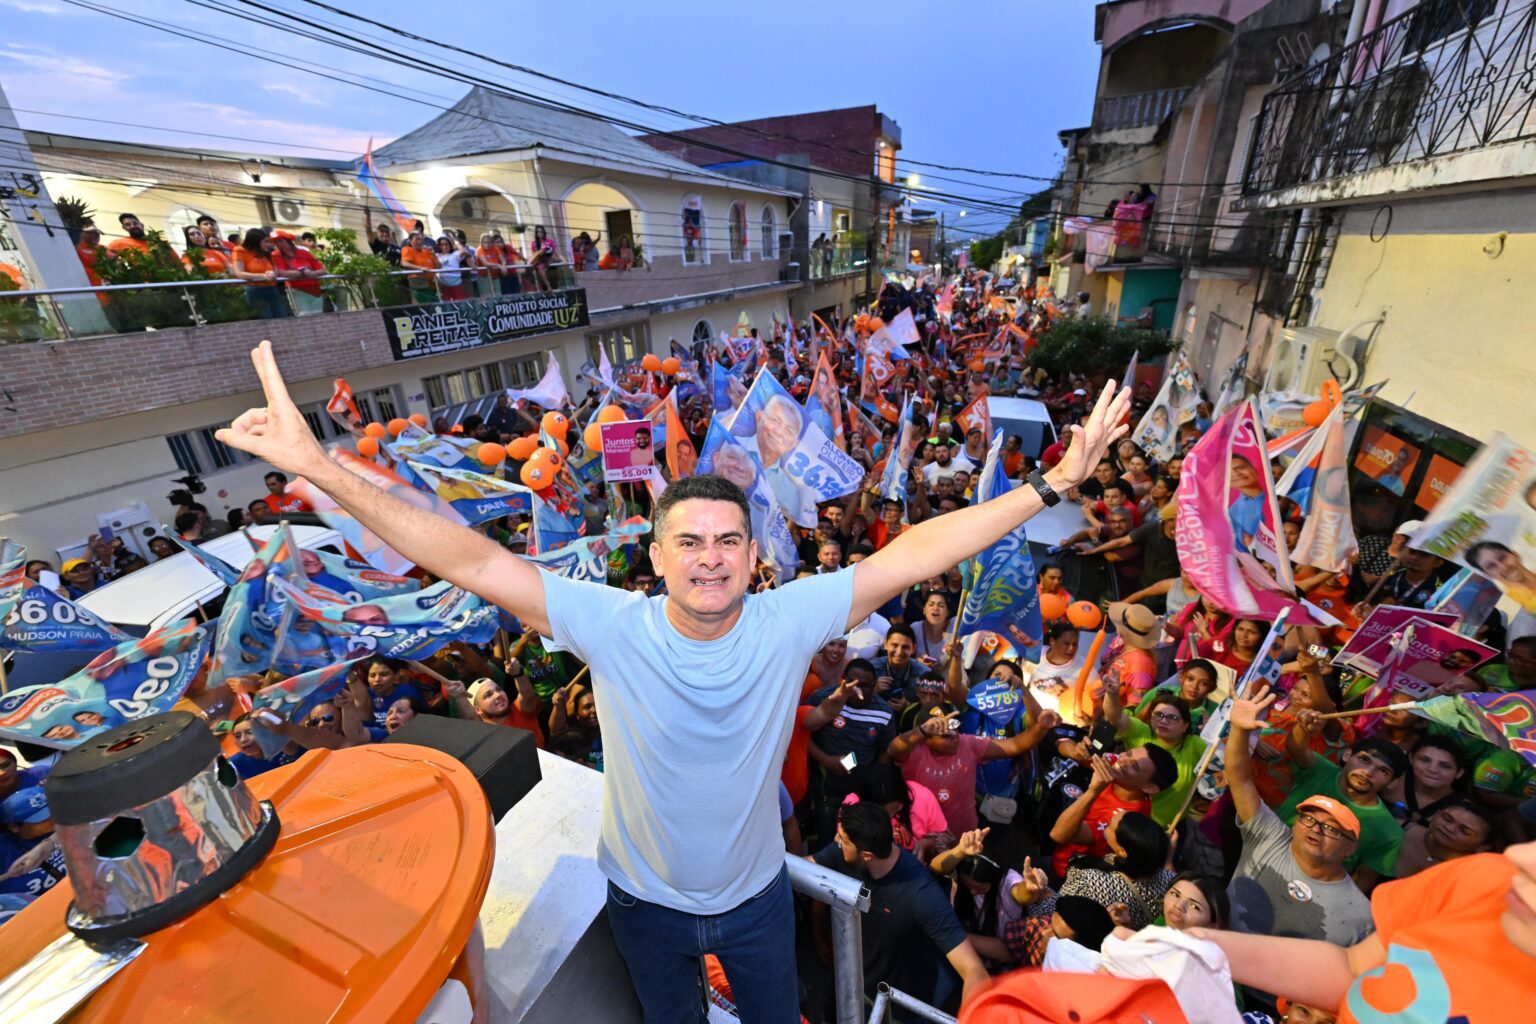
[
  {"x1": 661, "y1": 356, "x2": 681, "y2": 376},
  {"x1": 507, "y1": 435, "x2": 539, "y2": 461},
  {"x1": 520, "y1": 461, "x2": 553, "y2": 488},
  {"x1": 1302, "y1": 399, "x2": 1331, "y2": 427},
  {"x1": 855, "y1": 314, "x2": 870, "y2": 332},
  {"x1": 541, "y1": 411, "x2": 570, "y2": 437},
  {"x1": 387, "y1": 417, "x2": 409, "y2": 437},
  {"x1": 868, "y1": 317, "x2": 884, "y2": 331},
  {"x1": 1067, "y1": 600, "x2": 1103, "y2": 630},
  {"x1": 641, "y1": 353, "x2": 663, "y2": 372},
  {"x1": 356, "y1": 436, "x2": 379, "y2": 458},
  {"x1": 1039, "y1": 591, "x2": 1068, "y2": 623},
  {"x1": 968, "y1": 359, "x2": 986, "y2": 373},
  {"x1": 363, "y1": 422, "x2": 386, "y2": 439},
  {"x1": 408, "y1": 413, "x2": 429, "y2": 428},
  {"x1": 598, "y1": 405, "x2": 626, "y2": 424},
  {"x1": 583, "y1": 422, "x2": 604, "y2": 451},
  {"x1": 477, "y1": 442, "x2": 506, "y2": 466},
  {"x1": 532, "y1": 447, "x2": 564, "y2": 472}
]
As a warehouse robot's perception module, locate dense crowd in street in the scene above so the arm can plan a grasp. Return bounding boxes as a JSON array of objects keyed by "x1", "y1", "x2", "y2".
[{"x1": 4, "y1": 266, "x2": 1536, "y2": 1024}]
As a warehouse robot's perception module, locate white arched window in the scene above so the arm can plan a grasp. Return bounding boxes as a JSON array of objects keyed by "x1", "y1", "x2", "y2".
[
  {"x1": 681, "y1": 195, "x2": 706, "y2": 264},
  {"x1": 691, "y1": 319, "x2": 714, "y2": 350},
  {"x1": 728, "y1": 202, "x2": 747, "y2": 262},
  {"x1": 760, "y1": 204, "x2": 779, "y2": 259}
]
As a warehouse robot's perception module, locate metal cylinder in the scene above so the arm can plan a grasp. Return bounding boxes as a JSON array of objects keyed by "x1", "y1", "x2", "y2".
[{"x1": 44, "y1": 711, "x2": 280, "y2": 945}]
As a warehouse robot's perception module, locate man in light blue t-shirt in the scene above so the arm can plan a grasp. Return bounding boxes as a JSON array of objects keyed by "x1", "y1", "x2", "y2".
[{"x1": 216, "y1": 341, "x2": 1131, "y2": 1022}]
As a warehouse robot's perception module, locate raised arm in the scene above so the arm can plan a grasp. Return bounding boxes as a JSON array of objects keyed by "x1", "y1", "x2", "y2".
[
  {"x1": 1050, "y1": 754, "x2": 1114, "y2": 845},
  {"x1": 984, "y1": 710, "x2": 1060, "y2": 760},
  {"x1": 1226, "y1": 684, "x2": 1277, "y2": 824},
  {"x1": 849, "y1": 381, "x2": 1130, "y2": 629},
  {"x1": 216, "y1": 342, "x2": 552, "y2": 636}
]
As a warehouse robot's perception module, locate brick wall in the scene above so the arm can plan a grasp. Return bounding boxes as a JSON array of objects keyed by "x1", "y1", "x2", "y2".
[{"x1": 640, "y1": 107, "x2": 879, "y2": 179}]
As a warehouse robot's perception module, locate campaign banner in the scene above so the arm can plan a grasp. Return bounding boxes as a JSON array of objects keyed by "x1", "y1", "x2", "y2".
[
  {"x1": 966, "y1": 678, "x2": 1027, "y2": 730},
  {"x1": 0, "y1": 541, "x2": 128, "y2": 652},
  {"x1": 664, "y1": 392, "x2": 696, "y2": 480},
  {"x1": 697, "y1": 416, "x2": 799, "y2": 575},
  {"x1": 850, "y1": 404, "x2": 883, "y2": 455},
  {"x1": 1428, "y1": 567, "x2": 1504, "y2": 634},
  {"x1": 1179, "y1": 404, "x2": 1334, "y2": 625},
  {"x1": 326, "y1": 377, "x2": 363, "y2": 434},
  {"x1": 387, "y1": 422, "x2": 473, "y2": 472},
  {"x1": 1408, "y1": 434, "x2": 1536, "y2": 613},
  {"x1": 805, "y1": 351, "x2": 847, "y2": 451},
  {"x1": 731, "y1": 369, "x2": 863, "y2": 528},
  {"x1": 0, "y1": 620, "x2": 211, "y2": 750},
  {"x1": 300, "y1": 549, "x2": 417, "y2": 603},
  {"x1": 954, "y1": 390, "x2": 991, "y2": 442},
  {"x1": 206, "y1": 526, "x2": 305, "y2": 690},
  {"x1": 1228, "y1": 400, "x2": 1293, "y2": 585},
  {"x1": 1354, "y1": 425, "x2": 1422, "y2": 498},
  {"x1": 1197, "y1": 609, "x2": 1291, "y2": 799},
  {"x1": 1412, "y1": 454, "x2": 1463, "y2": 513},
  {"x1": 958, "y1": 431, "x2": 1042, "y2": 644},
  {"x1": 408, "y1": 460, "x2": 533, "y2": 525},
  {"x1": 600, "y1": 420, "x2": 656, "y2": 483},
  {"x1": 272, "y1": 576, "x2": 501, "y2": 661},
  {"x1": 172, "y1": 532, "x2": 242, "y2": 586},
  {"x1": 1334, "y1": 604, "x2": 1459, "y2": 676},
  {"x1": 1130, "y1": 350, "x2": 1198, "y2": 461},
  {"x1": 383, "y1": 290, "x2": 589, "y2": 361},
  {"x1": 1360, "y1": 618, "x2": 1497, "y2": 697},
  {"x1": 1278, "y1": 404, "x2": 1358, "y2": 573},
  {"x1": 248, "y1": 660, "x2": 361, "y2": 758},
  {"x1": 527, "y1": 516, "x2": 650, "y2": 583},
  {"x1": 879, "y1": 393, "x2": 920, "y2": 507}
]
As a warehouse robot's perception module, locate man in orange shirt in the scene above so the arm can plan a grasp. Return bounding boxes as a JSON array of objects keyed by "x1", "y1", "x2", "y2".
[
  {"x1": 107, "y1": 212, "x2": 152, "y2": 256},
  {"x1": 399, "y1": 230, "x2": 439, "y2": 303}
]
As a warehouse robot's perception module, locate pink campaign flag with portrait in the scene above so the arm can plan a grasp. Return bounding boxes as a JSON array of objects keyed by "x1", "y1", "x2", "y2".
[
  {"x1": 1175, "y1": 399, "x2": 1333, "y2": 625},
  {"x1": 1277, "y1": 403, "x2": 1359, "y2": 573}
]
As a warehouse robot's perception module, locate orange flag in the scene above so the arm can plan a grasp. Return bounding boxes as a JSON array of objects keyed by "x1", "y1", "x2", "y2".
[{"x1": 664, "y1": 391, "x2": 696, "y2": 480}]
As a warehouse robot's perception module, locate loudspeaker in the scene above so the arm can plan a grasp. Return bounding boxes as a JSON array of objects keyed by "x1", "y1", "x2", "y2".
[{"x1": 384, "y1": 717, "x2": 542, "y2": 824}]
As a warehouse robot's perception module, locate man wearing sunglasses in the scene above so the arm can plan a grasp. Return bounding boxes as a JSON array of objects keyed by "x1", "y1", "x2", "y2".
[{"x1": 1224, "y1": 686, "x2": 1373, "y2": 950}]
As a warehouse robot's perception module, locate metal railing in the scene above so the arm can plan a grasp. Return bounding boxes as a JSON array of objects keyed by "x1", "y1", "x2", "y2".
[
  {"x1": 807, "y1": 248, "x2": 865, "y2": 280},
  {"x1": 786, "y1": 854, "x2": 870, "y2": 1024},
  {"x1": 0, "y1": 265, "x2": 580, "y2": 343},
  {"x1": 868, "y1": 984, "x2": 958, "y2": 1024},
  {"x1": 1095, "y1": 88, "x2": 1190, "y2": 130},
  {"x1": 1242, "y1": 0, "x2": 1533, "y2": 195}
]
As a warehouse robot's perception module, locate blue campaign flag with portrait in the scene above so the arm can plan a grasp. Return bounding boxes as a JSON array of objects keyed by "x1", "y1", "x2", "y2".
[
  {"x1": 408, "y1": 460, "x2": 534, "y2": 526},
  {"x1": 730, "y1": 369, "x2": 863, "y2": 528},
  {"x1": 879, "y1": 393, "x2": 919, "y2": 506},
  {"x1": 206, "y1": 527, "x2": 304, "y2": 690},
  {"x1": 0, "y1": 620, "x2": 212, "y2": 750},
  {"x1": 697, "y1": 417, "x2": 799, "y2": 576},
  {"x1": 249, "y1": 659, "x2": 362, "y2": 758},
  {"x1": 302, "y1": 550, "x2": 418, "y2": 603},
  {"x1": 0, "y1": 540, "x2": 129, "y2": 653},
  {"x1": 957, "y1": 431, "x2": 1042, "y2": 644},
  {"x1": 172, "y1": 532, "x2": 242, "y2": 587},
  {"x1": 271, "y1": 575, "x2": 501, "y2": 662}
]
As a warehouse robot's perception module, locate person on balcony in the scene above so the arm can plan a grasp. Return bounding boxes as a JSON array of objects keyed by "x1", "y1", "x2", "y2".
[
  {"x1": 528, "y1": 225, "x2": 556, "y2": 291},
  {"x1": 108, "y1": 212, "x2": 153, "y2": 256},
  {"x1": 195, "y1": 215, "x2": 234, "y2": 257},
  {"x1": 370, "y1": 224, "x2": 401, "y2": 266},
  {"x1": 231, "y1": 226, "x2": 290, "y2": 320},
  {"x1": 400, "y1": 231, "x2": 439, "y2": 303},
  {"x1": 434, "y1": 234, "x2": 470, "y2": 301},
  {"x1": 181, "y1": 225, "x2": 229, "y2": 276},
  {"x1": 476, "y1": 232, "x2": 505, "y2": 296},
  {"x1": 270, "y1": 231, "x2": 327, "y2": 315},
  {"x1": 491, "y1": 231, "x2": 524, "y2": 295}
]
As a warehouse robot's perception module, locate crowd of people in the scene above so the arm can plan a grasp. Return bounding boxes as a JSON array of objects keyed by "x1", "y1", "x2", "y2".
[{"x1": 4, "y1": 266, "x2": 1534, "y2": 1023}]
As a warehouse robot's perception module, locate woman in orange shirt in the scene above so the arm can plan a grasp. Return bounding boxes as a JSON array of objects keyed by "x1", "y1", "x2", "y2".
[
  {"x1": 399, "y1": 231, "x2": 440, "y2": 303},
  {"x1": 230, "y1": 226, "x2": 289, "y2": 319},
  {"x1": 181, "y1": 225, "x2": 230, "y2": 276},
  {"x1": 475, "y1": 231, "x2": 504, "y2": 297}
]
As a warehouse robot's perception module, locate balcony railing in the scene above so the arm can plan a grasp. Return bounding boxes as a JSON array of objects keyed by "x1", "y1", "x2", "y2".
[
  {"x1": 1095, "y1": 88, "x2": 1190, "y2": 130},
  {"x1": 1242, "y1": 0, "x2": 1534, "y2": 195}
]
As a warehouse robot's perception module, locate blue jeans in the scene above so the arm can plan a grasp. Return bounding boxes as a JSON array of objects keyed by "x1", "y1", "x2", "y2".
[
  {"x1": 244, "y1": 285, "x2": 291, "y2": 319},
  {"x1": 605, "y1": 866, "x2": 797, "y2": 1024}
]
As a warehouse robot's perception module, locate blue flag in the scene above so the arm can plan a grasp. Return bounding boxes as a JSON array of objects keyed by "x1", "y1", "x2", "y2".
[
  {"x1": 0, "y1": 619, "x2": 212, "y2": 750},
  {"x1": 957, "y1": 431, "x2": 1042, "y2": 644},
  {"x1": 880, "y1": 393, "x2": 920, "y2": 505},
  {"x1": 408, "y1": 460, "x2": 534, "y2": 525},
  {"x1": 0, "y1": 540, "x2": 129, "y2": 653},
  {"x1": 731, "y1": 369, "x2": 863, "y2": 528},
  {"x1": 249, "y1": 659, "x2": 362, "y2": 758},
  {"x1": 272, "y1": 575, "x2": 501, "y2": 661},
  {"x1": 698, "y1": 416, "x2": 799, "y2": 576},
  {"x1": 171, "y1": 531, "x2": 242, "y2": 587},
  {"x1": 206, "y1": 526, "x2": 304, "y2": 689}
]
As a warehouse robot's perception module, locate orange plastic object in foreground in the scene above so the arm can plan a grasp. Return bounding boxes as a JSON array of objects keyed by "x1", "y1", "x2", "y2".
[{"x1": 0, "y1": 743, "x2": 495, "y2": 1024}]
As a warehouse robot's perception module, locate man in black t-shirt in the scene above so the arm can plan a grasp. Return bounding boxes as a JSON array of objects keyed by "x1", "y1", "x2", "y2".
[
  {"x1": 807, "y1": 660, "x2": 899, "y2": 841},
  {"x1": 811, "y1": 802, "x2": 987, "y2": 1009}
]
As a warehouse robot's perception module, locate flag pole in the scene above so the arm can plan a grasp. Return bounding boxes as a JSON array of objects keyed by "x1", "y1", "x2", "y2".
[{"x1": 1314, "y1": 700, "x2": 1424, "y2": 721}]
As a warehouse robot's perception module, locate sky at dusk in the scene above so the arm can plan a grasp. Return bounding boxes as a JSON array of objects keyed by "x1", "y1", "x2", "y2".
[{"x1": 0, "y1": 0, "x2": 1102, "y2": 239}]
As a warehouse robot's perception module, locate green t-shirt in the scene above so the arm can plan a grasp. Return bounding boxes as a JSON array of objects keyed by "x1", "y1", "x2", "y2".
[
  {"x1": 1276, "y1": 756, "x2": 1403, "y2": 876},
  {"x1": 1120, "y1": 717, "x2": 1208, "y2": 827},
  {"x1": 1471, "y1": 747, "x2": 1532, "y2": 797}
]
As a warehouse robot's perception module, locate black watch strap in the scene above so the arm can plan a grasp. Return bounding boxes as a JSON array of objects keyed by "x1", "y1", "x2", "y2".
[{"x1": 1026, "y1": 470, "x2": 1061, "y2": 507}]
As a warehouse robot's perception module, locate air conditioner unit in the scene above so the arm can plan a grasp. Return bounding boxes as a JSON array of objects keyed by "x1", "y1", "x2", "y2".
[
  {"x1": 258, "y1": 195, "x2": 308, "y2": 226},
  {"x1": 94, "y1": 501, "x2": 158, "y2": 562},
  {"x1": 456, "y1": 196, "x2": 489, "y2": 223},
  {"x1": 1263, "y1": 325, "x2": 1361, "y2": 394}
]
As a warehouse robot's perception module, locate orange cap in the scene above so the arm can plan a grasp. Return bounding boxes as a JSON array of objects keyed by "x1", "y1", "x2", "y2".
[{"x1": 1296, "y1": 796, "x2": 1360, "y2": 839}]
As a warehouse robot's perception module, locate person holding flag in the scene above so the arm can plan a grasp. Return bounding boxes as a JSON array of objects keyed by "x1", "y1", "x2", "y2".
[{"x1": 217, "y1": 340, "x2": 1131, "y2": 1021}]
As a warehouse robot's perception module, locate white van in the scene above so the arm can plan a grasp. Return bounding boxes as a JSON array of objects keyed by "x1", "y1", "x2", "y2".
[
  {"x1": 75, "y1": 524, "x2": 346, "y2": 634},
  {"x1": 986, "y1": 396, "x2": 1059, "y2": 459}
]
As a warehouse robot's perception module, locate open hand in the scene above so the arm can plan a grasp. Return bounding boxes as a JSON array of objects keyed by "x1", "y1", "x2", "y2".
[
  {"x1": 215, "y1": 341, "x2": 328, "y2": 477},
  {"x1": 1054, "y1": 381, "x2": 1133, "y2": 488},
  {"x1": 1231, "y1": 684, "x2": 1277, "y2": 731}
]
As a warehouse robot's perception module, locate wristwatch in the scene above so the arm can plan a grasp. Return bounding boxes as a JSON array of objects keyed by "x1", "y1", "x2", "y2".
[{"x1": 1026, "y1": 470, "x2": 1061, "y2": 507}]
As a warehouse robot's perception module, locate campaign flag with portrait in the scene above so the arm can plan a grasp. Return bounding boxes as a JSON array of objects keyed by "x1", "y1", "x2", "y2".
[
  {"x1": 248, "y1": 659, "x2": 362, "y2": 758},
  {"x1": 408, "y1": 461, "x2": 533, "y2": 525},
  {"x1": 1363, "y1": 618, "x2": 1497, "y2": 698},
  {"x1": 0, "y1": 619, "x2": 212, "y2": 750},
  {"x1": 1276, "y1": 404, "x2": 1358, "y2": 573},
  {"x1": 697, "y1": 416, "x2": 799, "y2": 576},
  {"x1": 1130, "y1": 350, "x2": 1198, "y2": 461},
  {"x1": 954, "y1": 389, "x2": 991, "y2": 442},
  {"x1": 326, "y1": 377, "x2": 364, "y2": 434},
  {"x1": 205, "y1": 526, "x2": 306, "y2": 689},
  {"x1": 879, "y1": 393, "x2": 921, "y2": 506},
  {"x1": 0, "y1": 541, "x2": 129, "y2": 653},
  {"x1": 527, "y1": 516, "x2": 650, "y2": 584},
  {"x1": 957, "y1": 431, "x2": 1043, "y2": 645},
  {"x1": 730, "y1": 369, "x2": 862, "y2": 528},
  {"x1": 664, "y1": 391, "x2": 696, "y2": 480},
  {"x1": 271, "y1": 575, "x2": 501, "y2": 661},
  {"x1": 805, "y1": 351, "x2": 847, "y2": 451},
  {"x1": 1408, "y1": 434, "x2": 1536, "y2": 612}
]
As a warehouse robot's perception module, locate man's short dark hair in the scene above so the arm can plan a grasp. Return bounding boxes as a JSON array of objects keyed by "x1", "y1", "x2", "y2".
[
  {"x1": 838, "y1": 801, "x2": 893, "y2": 858},
  {"x1": 1351, "y1": 736, "x2": 1409, "y2": 779},
  {"x1": 118, "y1": 212, "x2": 138, "y2": 225},
  {"x1": 174, "y1": 511, "x2": 201, "y2": 533},
  {"x1": 264, "y1": 471, "x2": 287, "y2": 484},
  {"x1": 1143, "y1": 743, "x2": 1179, "y2": 792},
  {"x1": 652, "y1": 474, "x2": 751, "y2": 542},
  {"x1": 885, "y1": 623, "x2": 916, "y2": 644},
  {"x1": 844, "y1": 657, "x2": 877, "y2": 680}
]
